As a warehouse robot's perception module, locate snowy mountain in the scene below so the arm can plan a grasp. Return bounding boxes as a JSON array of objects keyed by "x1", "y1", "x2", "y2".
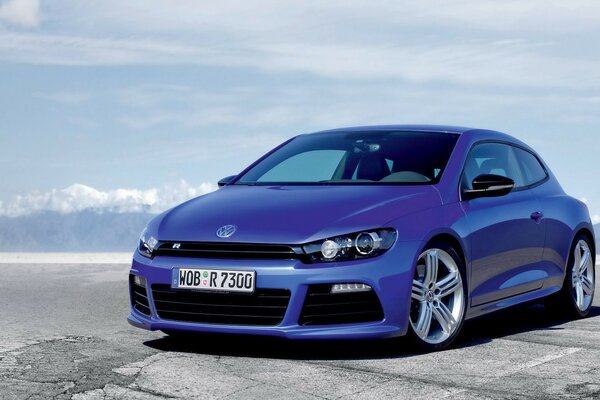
[{"x1": 0, "y1": 211, "x2": 154, "y2": 252}]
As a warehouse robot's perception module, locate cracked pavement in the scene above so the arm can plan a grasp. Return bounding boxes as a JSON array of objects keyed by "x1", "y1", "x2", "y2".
[{"x1": 0, "y1": 260, "x2": 599, "y2": 399}]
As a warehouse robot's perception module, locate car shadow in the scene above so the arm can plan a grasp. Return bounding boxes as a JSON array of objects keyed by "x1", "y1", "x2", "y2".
[
  {"x1": 144, "y1": 331, "x2": 413, "y2": 360},
  {"x1": 143, "y1": 305, "x2": 600, "y2": 360},
  {"x1": 458, "y1": 304, "x2": 600, "y2": 346}
]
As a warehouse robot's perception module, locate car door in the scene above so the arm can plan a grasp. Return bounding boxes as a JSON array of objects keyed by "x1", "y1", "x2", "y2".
[{"x1": 461, "y1": 142, "x2": 547, "y2": 306}]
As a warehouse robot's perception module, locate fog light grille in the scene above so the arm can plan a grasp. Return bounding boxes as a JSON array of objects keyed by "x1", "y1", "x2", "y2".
[
  {"x1": 130, "y1": 274, "x2": 151, "y2": 316},
  {"x1": 299, "y1": 284, "x2": 384, "y2": 326}
]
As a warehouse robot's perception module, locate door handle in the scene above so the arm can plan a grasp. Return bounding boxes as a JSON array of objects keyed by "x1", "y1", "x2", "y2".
[{"x1": 530, "y1": 211, "x2": 544, "y2": 222}]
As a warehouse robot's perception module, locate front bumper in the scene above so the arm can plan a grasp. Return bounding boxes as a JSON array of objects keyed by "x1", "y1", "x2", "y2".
[{"x1": 127, "y1": 240, "x2": 422, "y2": 340}]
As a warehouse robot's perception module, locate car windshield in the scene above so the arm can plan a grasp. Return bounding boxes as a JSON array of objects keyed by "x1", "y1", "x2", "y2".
[{"x1": 236, "y1": 131, "x2": 459, "y2": 185}]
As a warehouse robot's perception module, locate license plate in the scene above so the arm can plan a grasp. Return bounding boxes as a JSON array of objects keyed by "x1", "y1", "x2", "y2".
[{"x1": 172, "y1": 268, "x2": 255, "y2": 293}]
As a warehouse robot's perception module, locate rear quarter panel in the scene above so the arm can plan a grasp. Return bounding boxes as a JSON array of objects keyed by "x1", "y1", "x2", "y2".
[{"x1": 532, "y1": 179, "x2": 595, "y2": 291}]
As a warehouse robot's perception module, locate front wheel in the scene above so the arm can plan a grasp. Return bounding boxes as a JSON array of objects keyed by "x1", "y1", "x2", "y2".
[{"x1": 408, "y1": 242, "x2": 467, "y2": 351}]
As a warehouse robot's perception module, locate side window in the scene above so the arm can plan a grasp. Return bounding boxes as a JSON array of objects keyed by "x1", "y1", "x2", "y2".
[
  {"x1": 513, "y1": 147, "x2": 548, "y2": 186},
  {"x1": 461, "y1": 143, "x2": 524, "y2": 191},
  {"x1": 258, "y1": 150, "x2": 346, "y2": 182}
]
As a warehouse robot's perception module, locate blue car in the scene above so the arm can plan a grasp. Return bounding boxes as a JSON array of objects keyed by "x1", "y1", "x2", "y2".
[{"x1": 129, "y1": 125, "x2": 596, "y2": 350}]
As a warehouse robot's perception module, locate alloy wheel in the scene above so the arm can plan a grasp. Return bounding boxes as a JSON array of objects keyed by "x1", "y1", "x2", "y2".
[
  {"x1": 410, "y1": 248, "x2": 465, "y2": 345},
  {"x1": 571, "y1": 239, "x2": 595, "y2": 312}
]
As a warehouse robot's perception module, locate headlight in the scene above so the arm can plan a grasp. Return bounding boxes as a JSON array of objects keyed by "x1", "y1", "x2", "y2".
[
  {"x1": 138, "y1": 227, "x2": 159, "y2": 258},
  {"x1": 302, "y1": 228, "x2": 397, "y2": 263}
]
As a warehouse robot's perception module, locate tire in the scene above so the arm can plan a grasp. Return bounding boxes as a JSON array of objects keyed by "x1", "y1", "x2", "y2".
[
  {"x1": 408, "y1": 240, "x2": 467, "y2": 351},
  {"x1": 549, "y1": 234, "x2": 596, "y2": 318}
]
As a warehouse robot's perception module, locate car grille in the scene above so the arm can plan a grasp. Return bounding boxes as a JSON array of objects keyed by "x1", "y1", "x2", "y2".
[
  {"x1": 130, "y1": 275, "x2": 151, "y2": 316},
  {"x1": 151, "y1": 284, "x2": 291, "y2": 326},
  {"x1": 299, "y1": 284, "x2": 384, "y2": 326},
  {"x1": 154, "y1": 241, "x2": 303, "y2": 260}
]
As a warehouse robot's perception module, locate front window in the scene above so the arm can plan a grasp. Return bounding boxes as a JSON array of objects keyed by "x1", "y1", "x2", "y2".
[{"x1": 236, "y1": 131, "x2": 459, "y2": 185}]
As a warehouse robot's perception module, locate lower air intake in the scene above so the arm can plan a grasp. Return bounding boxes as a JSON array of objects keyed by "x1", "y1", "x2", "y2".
[{"x1": 151, "y1": 285, "x2": 290, "y2": 326}]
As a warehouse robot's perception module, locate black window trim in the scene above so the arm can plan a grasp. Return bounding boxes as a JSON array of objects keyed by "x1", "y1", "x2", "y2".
[{"x1": 459, "y1": 139, "x2": 550, "y2": 201}]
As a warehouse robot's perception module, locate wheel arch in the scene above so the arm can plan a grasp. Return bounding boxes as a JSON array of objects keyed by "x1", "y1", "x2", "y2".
[
  {"x1": 421, "y1": 232, "x2": 470, "y2": 304},
  {"x1": 575, "y1": 227, "x2": 596, "y2": 260},
  {"x1": 423, "y1": 233, "x2": 467, "y2": 268}
]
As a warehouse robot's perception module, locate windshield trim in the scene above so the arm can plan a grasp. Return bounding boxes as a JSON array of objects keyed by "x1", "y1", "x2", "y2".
[{"x1": 233, "y1": 181, "x2": 437, "y2": 186}]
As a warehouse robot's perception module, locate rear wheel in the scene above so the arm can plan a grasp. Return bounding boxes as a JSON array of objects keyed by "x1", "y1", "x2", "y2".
[
  {"x1": 408, "y1": 241, "x2": 467, "y2": 351},
  {"x1": 551, "y1": 235, "x2": 595, "y2": 318}
]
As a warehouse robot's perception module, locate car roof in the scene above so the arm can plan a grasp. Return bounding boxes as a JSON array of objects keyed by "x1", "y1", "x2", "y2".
[
  {"x1": 305, "y1": 124, "x2": 475, "y2": 135},
  {"x1": 303, "y1": 125, "x2": 530, "y2": 149}
]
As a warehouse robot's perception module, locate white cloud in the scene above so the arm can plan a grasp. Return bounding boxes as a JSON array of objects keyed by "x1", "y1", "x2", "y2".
[
  {"x1": 0, "y1": 31, "x2": 598, "y2": 91},
  {"x1": 0, "y1": 0, "x2": 40, "y2": 27},
  {"x1": 1, "y1": 1, "x2": 600, "y2": 90},
  {"x1": 58, "y1": 0, "x2": 600, "y2": 37},
  {"x1": 592, "y1": 215, "x2": 600, "y2": 225},
  {"x1": 0, "y1": 181, "x2": 216, "y2": 217},
  {"x1": 33, "y1": 90, "x2": 90, "y2": 105}
]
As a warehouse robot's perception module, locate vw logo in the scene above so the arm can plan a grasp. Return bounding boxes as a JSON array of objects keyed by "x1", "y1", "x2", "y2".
[{"x1": 216, "y1": 225, "x2": 237, "y2": 238}]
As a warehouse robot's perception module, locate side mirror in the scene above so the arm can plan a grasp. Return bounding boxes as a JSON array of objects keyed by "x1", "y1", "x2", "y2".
[
  {"x1": 218, "y1": 175, "x2": 237, "y2": 187},
  {"x1": 463, "y1": 174, "x2": 514, "y2": 200}
]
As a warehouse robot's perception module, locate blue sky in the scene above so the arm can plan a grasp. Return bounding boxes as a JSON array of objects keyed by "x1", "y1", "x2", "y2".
[{"x1": 0, "y1": 0, "x2": 599, "y2": 221}]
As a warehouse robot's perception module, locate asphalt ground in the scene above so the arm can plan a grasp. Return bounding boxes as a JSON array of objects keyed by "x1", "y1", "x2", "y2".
[{"x1": 1, "y1": 259, "x2": 599, "y2": 400}]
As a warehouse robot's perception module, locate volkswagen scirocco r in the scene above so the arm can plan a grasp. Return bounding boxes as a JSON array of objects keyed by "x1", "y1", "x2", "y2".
[{"x1": 128, "y1": 125, "x2": 596, "y2": 350}]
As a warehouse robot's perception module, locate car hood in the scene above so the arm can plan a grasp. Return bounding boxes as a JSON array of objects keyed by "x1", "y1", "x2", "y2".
[{"x1": 156, "y1": 185, "x2": 441, "y2": 244}]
